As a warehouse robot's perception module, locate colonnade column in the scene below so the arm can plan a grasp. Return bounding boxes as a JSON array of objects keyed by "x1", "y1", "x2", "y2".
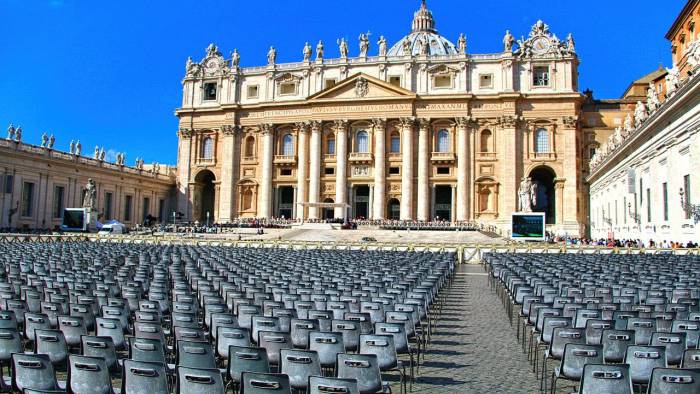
[
  {"x1": 176, "y1": 129, "x2": 193, "y2": 221},
  {"x1": 218, "y1": 125, "x2": 237, "y2": 223},
  {"x1": 259, "y1": 123, "x2": 274, "y2": 218},
  {"x1": 456, "y1": 117, "x2": 470, "y2": 221},
  {"x1": 417, "y1": 118, "x2": 431, "y2": 221},
  {"x1": 372, "y1": 118, "x2": 386, "y2": 219},
  {"x1": 399, "y1": 117, "x2": 415, "y2": 220},
  {"x1": 308, "y1": 121, "x2": 322, "y2": 219},
  {"x1": 295, "y1": 122, "x2": 309, "y2": 220},
  {"x1": 334, "y1": 120, "x2": 349, "y2": 219}
]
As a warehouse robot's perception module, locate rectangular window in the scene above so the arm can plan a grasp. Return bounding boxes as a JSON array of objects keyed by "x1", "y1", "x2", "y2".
[
  {"x1": 279, "y1": 82, "x2": 296, "y2": 95},
  {"x1": 324, "y1": 167, "x2": 335, "y2": 175},
  {"x1": 20, "y1": 182, "x2": 34, "y2": 217},
  {"x1": 142, "y1": 197, "x2": 150, "y2": 222},
  {"x1": 662, "y1": 182, "x2": 668, "y2": 221},
  {"x1": 434, "y1": 75, "x2": 452, "y2": 88},
  {"x1": 646, "y1": 188, "x2": 651, "y2": 222},
  {"x1": 327, "y1": 139, "x2": 335, "y2": 155},
  {"x1": 684, "y1": 174, "x2": 691, "y2": 220},
  {"x1": 124, "y1": 195, "x2": 132, "y2": 222},
  {"x1": 247, "y1": 85, "x2": 259, "y2": 98},
  {"x1": 280, "y1": 169, "x2": 292, "y2": 176},
  {"x1": 203, "y1": 82, "x2": 217, "y2": 100},
  {"x1": 324, "y1": 79, "x2": 337, "y2": 89},
  {"x1": 389, "y1": 167, "x2": 400, "y2": 175},
  {"x1": 4, "y1": 175, "x2": 12, "y2": 194},
  {"x1": 158, "y1": 199, "x2": 165, "y2": 222},
  {"x1": 53, "y1": 186, "x2": 65, "y2": 219},
  {"x1": 533, "y1": 66, "x2": 550, "y2": 87},
  {"x1": 104, "y1": 192, "x2": 113, "y2": 220},
  {"x1": 479, "y1": 74, "x2": 493, "y2": 88},
  {"x1": 390, "y1": 137, "x2": 401, "y2": 153},
  {"x1": 436, "y1": 167, "x2": 450, "y2": 175},
  {"x1": 389, "y1": 76, "x2": 401, "y2": 87}
]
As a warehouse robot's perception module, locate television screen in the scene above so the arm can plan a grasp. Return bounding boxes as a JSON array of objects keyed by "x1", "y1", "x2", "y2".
[
  {"x1": 61, "y1": 208, "x2": 86, "y2": 231},
  {"x1": 511, "y1": 213, "x2": 545, "y2": 241}
]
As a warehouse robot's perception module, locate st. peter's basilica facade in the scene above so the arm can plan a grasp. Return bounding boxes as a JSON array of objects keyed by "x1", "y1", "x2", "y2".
[{"x1": 176, "y1": 1, "x2": 586, "y2": 235}]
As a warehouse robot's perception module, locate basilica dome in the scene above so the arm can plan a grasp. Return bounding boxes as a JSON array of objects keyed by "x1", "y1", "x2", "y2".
[{"x1": 386, "y1": 0, "x2": 458, "y2": 57}]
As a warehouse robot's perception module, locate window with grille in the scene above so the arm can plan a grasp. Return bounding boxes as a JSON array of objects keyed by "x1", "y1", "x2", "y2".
[
  {"x1": 282, "y1": 134, "x2": 294, "y2": 156},
  {"x1": 480, "y1": 130, "x2": 492, "y2": 152},
  {"x1": 21, "y1": 182, "x2": 34, "y2": 217},
  {"x1": 326, "y1": 138, "x2": 335, "y2": 155},
  {"x1": 533, "y1": 66, "x2": 550, "y2": 87},
  {"x1": 53, "y1": 186, "x2": 64, "y2": 219},
  {"x1": 356, "y1": 131, "x2": 369, "y2": 153},
  {"x1": 534, "y1": 128, "x2": 550, "y2": 153},
  {"x1": 201, "y1": 137, "x2": 214, "y2": 159},
  {"x1": 124, "y1": 195, "x2": 132, "y2": 222},
  {"x1": 436, "y1": 130, "x2": 449, "y2": 152},
  {"x1": 390, "y1": 133, "x2": 400, "y2": 153},
  {"x1": 203, "y1": 82, "x2": 217, "y2": 100}
]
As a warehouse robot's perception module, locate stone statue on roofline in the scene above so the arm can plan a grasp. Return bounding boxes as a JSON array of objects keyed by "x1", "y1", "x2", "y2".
[
  {"x1": 665, "y1": 66, "x2": 680, "y2": 96},
  {"x1": 457, "y1": 33, "x2": 467, "y2": 54},
  {"x1": 267, "y1": 46, "x2": 276, "y2": 65},
  {"x1": 41, "y1": 133, "x2": 48, "y2": 148},
  {"x1": 48, "y1": 134, "x2": 55, "y2": 149},
  {"x1": 99, "y1": 148, "x2": 106, "y2": 161},
  {"x1": 316, "y1": 40, "x2": 324, "y2": 61},
  {"x1": 94, "y1": 146, "x2": 99, "y2": 160},
  {"x1": 6, "y1": 124, "x2": 15, "y2": 140},
  {"x1": 503, "y1": 30, "x2": 515, "y2": 52},
  {"x1": 231, "y1": 49, "x2": 240, "y2": 68},
  {"x1": 634, "y1": 101, "x2": 648, "y2": 127},
  {"x1": 358, "y1": 32, "x2": 370, "y2": 58},
  {"x1": 377, "y1": 36, "x2": 387, "y2": 56},
  {"x1": 303, "y1": 42, "x2": 312, "y2": 62},
  {"x1": 566, "y1": 33, "x2": 575, "y2": 54},
  {"x1": 646, "y1": 82, "x2": 661, "y2": 113},
  {"x1": 623, "y1": 113, "x2": 634, "y2": 134},
  {"x1": 75, "y1": 140, "x2": 81, "y2": 156},
  {"x1": 69, "y1": 140, "x2": 75, "y2": 155},
  {"x1": 14, "y1": 126, "x2": 21, "y2": 142},
  {"x1": 337, "y1": 38, "x2": 348, "y2": 58}
]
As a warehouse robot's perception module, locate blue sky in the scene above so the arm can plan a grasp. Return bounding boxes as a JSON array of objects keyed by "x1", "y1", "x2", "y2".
[{"x1": 0, "y1": 0, "x2": 684, "y2": 164}]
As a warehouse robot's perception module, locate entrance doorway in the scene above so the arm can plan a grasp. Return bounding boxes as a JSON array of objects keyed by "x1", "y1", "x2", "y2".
[
  {"x1": 323, "y1": 198, "x2": 335, "y2": 220},
  {"x1": 194, "y1": 170, "x2": 215, "y2": 223},
  {"x1": 434, "y1": 185, "x2": 452, "y2": 221},
  {"x1": 277, "y1": 186, "x2": 294, "y2": 219},
  {"x1": 353, "y1": 185, "x2": 370, "y2": 219},
  {"x1": 530, "y1": 166, "x2": 556, "y2": 224},
  {"x1": 387, "y1": 198, "x2": 400, "y2": 220}
]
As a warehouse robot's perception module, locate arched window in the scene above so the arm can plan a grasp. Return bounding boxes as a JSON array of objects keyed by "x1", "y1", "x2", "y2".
[
  {"x1": 356, "y1": 130, "x2": 369, "y2": 153},
  {"x1": 201, "y1": 137, "x2": 214, "y2": 159},
  {"x1": 326, "y1": 135, "x2": 335, "y2": 155},
  {"x1": 535, "y1": 128, "x2": 550, "y2": 153},
  {"x1": 390, "y1": 132, "x2": 400, "y2": 153},
  {"x1": 436, "y1": 129, "x2": 449, "y2": 152},
  {"x1": 244, "y1": 136, "x2": 255, "y2": 158},
  {"x1": 480, "y1": 130, "x2": 492, "y2": 152},
  {"x1": 282, "y1": 134, "x2": 294, "y2": 156}
]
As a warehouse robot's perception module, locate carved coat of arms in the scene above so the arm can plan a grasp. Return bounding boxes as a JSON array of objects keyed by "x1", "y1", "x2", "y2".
[{"x1": 355, "y1": 77, "x2": 369, "y2": 97}]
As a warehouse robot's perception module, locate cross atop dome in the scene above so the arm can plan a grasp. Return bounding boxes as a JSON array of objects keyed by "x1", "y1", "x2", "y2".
[{"x1": 411, "y1": 0, "x2": 437, "y2": 33}]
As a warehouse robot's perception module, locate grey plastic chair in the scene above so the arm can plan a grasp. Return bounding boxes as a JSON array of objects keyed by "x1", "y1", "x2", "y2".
[
  {"x1": 121, "y1": 359, "x2": 169, "y2": 394},
  {"x1": 280, "y1": 349, "x2": 320, "y2": 392},
  {"x1": 67, "y1": 354, "x2": 114, "y2": 394},
  {"x1": 241, "y1": 371, "x2": 291, "y2": 394},
  {"x1": 647, "y1": 367, "x2": 700, "y2": 394},
  {"x1": 308, "y1": 376, "x2": 359, "y2": 394},
  {"x1": 176, "y1": 366, "x2": 224, "y2": 394},
  {"x1": 336, "y1": 353, "x2": 387, "y2": 394},
  {"x1": 578, "y1": 363, "x2": 632, "y2": 394}
]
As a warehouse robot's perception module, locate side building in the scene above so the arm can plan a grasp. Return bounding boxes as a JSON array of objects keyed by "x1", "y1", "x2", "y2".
[
  {"x1": 587, "y1": 0, "x2": 700, "y2": 243},
  {"x1": 175, "y1": 1, "x2": 587, "y2": 236},
  {"x1": 0, "y1": 138, "x2": 176, "y2": 231}
]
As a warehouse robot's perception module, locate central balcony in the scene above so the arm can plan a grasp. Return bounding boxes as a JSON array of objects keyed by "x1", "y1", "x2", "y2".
[
  {"x1": 349, "y1": 152, "x2": 373, "y2": 164},
  {"x1": 430, "y1": 152, "x2": 456, "y2": 163},
  {"x1": 274, "y1": 155, "x2": 297, "y2": 166}
]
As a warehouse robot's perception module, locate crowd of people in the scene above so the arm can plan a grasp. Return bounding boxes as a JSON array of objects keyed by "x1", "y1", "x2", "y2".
[{"x1": 545, "y1": 233, "x2": 699, "y2": 249}]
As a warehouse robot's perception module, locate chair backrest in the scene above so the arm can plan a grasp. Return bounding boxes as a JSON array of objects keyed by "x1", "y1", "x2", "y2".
[
  {"x1": 129, "y1": 337, "x2": 166, "y2": 364},
  {"x1": 309, "y1": 331, "x2": 345, "y2": 368},
  {"x1": 332, "y1": 319, "x2": 361, "y2": 352},
  {"x1": 35, "y1": 329, "x2": 68, "y2": 366},
  {"x1": 253, "y1": 316, "x2": 282, "y2": 345},
  {"x1": 96, "y1": 317, "x2": 126, "y2": 350},
  {"x1": 122, "y1": 360, "x2": 169, "y2": 394},
  {"x1": 601, "y1": 329, "x2": 635, "y2": 363},
  {"x1": 176, "y1": 340, "x2": 216, "y2": 369},
  {"x1": 0, "y1": 328, "x2": 22, "y2": 363},
  {"x1": 58, "y1": 315, "x2": 87, "y2": 347},
  {"x1": 67, "y1": 354, "x2": 113, "y2": 394},
  {"x1": 291, "y1": 319, "x2": 319, "y2": 349},
  {"x1": 280, "y1": 349, "x2": 321, "y2": 390},
  {"x1": 624, "y1": 345, "x2": 666, "y2": 385},
  {"x1": 173, "y1": 326, "x2": 207, "y2": 344},
  {"x1": 241, "y1": 371, "x2": 291, "y2": 393},
  {"x1": 549, "y1": 327, "x2": 585, "y2": 360},
  {"x1": 650, "y1": 332, "x2": 686, "y2": 367},
  {"x1": 308, "y1": 376, "x2": 359, "y2": 394},
  {"x1": 584, "y1": 319, "x2": 613, "y2": 345},
  {"x1": 579, "y1": 363, "x2": 632, "y2": 394},
  {"x1": 258, "y1": 331, "x2": 293, "y2": 367},
  {"x1": 12, "y1": 353, "x2": 58, "y2": 393},
  {"x1": 359, "y1": 334, "x2": 398, "y2": 371},
  {"x1": 647, "y1": 367, "x2": 700, "y2": 394},
  {"x1": 559, "y1": 343, "x2": 603, "y2": 381},
  {"x1": 336, "y1": 353, "x2": 382, "y2": 394},
  {"x1": 24, "y1": 312, "x2": 51, "y2": 341},
  {"x1": 672, "y1": 320, "x2": 700, "y2": 349},
  {"x1": 81, "y1": 335, "x2": 118, "y2": 372},
  {"x1": 374, "y1": 322, "x2": 410, "y2": 353},
  {"x1": 682, "y1": 349, "x2": 700, "y2": 368},
  {"x1": 227, "y1": 345, "x2": 270, "y2": 385},
  {"x1": 216, "y1": 326, "x2": 251, "y2": 359},
  {"x1": 626, "y1": 317, "x2": 656, "y2": 345},
  {"x1": 541, "y1": 316, "x2": 571, "y2": 345},
  {"x1": 134, "y1": 321, "x2": 166, "y2": 343},
  {"x1": 0, "y1": 310, "x2": 18, "y2": 330},
  {"x1": 176, "y1": 366, "x2": 225, "y2": 394}
]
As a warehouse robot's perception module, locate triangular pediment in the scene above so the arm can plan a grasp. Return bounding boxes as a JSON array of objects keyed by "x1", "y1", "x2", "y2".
[{"x1": 308, "y1": 73, "x2": 416, "y2": 101}]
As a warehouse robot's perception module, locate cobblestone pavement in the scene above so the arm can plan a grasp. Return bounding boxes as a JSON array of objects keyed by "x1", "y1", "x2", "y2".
[{"x1": 394, "y1": 264, "x2": 540, "y2": 394}]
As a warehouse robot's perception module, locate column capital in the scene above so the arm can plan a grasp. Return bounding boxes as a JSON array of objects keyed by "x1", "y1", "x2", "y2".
[
  {"x1": 334, "y1": 119, "x2": 349, "y2": 132},
  {"x1": 560, "y1": 116, "x2": 579, "y2": 128},
  {"x1": 418, "y1": 118, "x2": 431, "y2": 130},
  {"x1": 496, "y1": 115, "x2": 522, "y2": 129},
  {"x1": 294, "y1": 121, "x2": 311, "y2": 133},
  {"x1": 221, "y1": 125, "x2": 240, "y2": 136},
  {"x1": 178, "y1": 128, "x2": 193, "y2": 139},
  {"x1": 259, "y1": 123, "x2": 275, "y2": 135},
  {"x1": 309, "y1": 120, "x2": 322, "y2": 132},
  {"x1": 455, "y1": 116, "x2": 477, "y2": 129},
  {"x1": 399, "y1": 117, "x2": 415, "y2": 128},
  {"x1": 371, "y1": 118, "x2": 387, "y2": 130}
]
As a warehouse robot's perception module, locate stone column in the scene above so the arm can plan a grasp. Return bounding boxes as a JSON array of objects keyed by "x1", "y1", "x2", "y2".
[
  {"x1": 498, "y1": 114, "x2": 520, "y2": 229},
  {"x1": 555, "y1": 178, "x2": 566, "y2": 226},
  {"x1": 295, "y1": 122, "x2": 309, "y2": 219},
  {"x1": 308, "y1": 121, "x2": 322, "y2": 219},
  {"x1": 400, "y1": 117, "x2": 415, "y2": 220},
  {"x1": 417, "y1": 118, "x2": 431, "y2": 221},
  {"x1": 372, "y1": 118, "x2": 386, "y2": 219},
  {"x1": 259, "y1": 124, "x2": 274, "y2": 218},
  {"x1": 368, "y1": 185, "x2": 374, "y2": 220},
  {"x1": 456, "y1": 117, "x2": 470, "y2": 221},
  {"x1": 451, "y1": 184, "x2": 457, "y2": 222},
  {"x1": 561, "y1": 117, "x2": 580, "y2": 235},
  {"x1": 177, "y1": 129, "x2": 193, "y2": 221},
  {"x1": 334, "y1": 120, "x2": 349, "y2": 219},
  {"x1": 218, "y1": 125, "x2": 238, "y2": 223}
]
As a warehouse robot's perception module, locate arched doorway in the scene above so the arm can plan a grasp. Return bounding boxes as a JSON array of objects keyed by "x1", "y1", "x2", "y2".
[
  {"x1": 194, "y1": 170, "x2": 216, "y2": 223},
  {"x1": 322, "y1": 198, "x2": 335, "y2": 220},
  {"x1": 387, "y1": 198, "x2": 400, "y2": 220},
  {"x1": 529, "y1": 166, "x2": 556, "y2": 224}
]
